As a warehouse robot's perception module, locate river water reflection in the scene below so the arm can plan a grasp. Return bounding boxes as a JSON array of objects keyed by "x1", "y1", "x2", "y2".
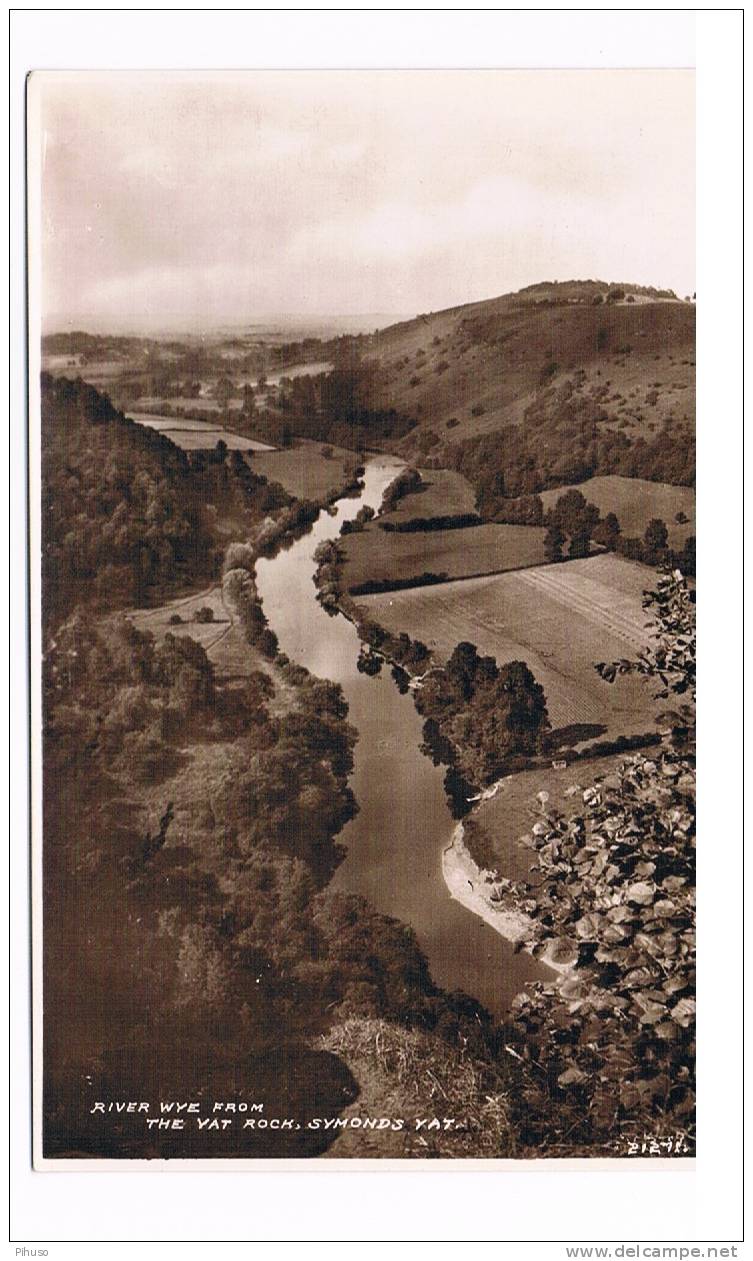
[{"x1": 255, "y1": 455, "x2": 551, "y2": 1017}]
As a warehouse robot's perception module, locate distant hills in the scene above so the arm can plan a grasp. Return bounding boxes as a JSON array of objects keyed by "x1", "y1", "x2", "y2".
[{"x1": 41, "y1": 278, "x2": 696, "y2": 500}]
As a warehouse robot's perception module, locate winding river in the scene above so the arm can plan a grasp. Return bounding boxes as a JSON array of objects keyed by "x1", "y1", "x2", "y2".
[{"x1": 255, "y1": 455, "x2": 550, "y2": 1017}]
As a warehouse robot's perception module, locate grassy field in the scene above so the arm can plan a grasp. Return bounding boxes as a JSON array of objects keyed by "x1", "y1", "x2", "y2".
[
  {"x1": 127, "y1": 412, "x2": 274, "y2": 452},
  {"x1": 466, "y1": 750, "x2": 643, "y2": 881},
  {"x1": 127, "y1": 583, "x2": 302, "y2": 713},
  {"x1": 128, "y1": 413, "x2": 236, "y2": 432},
  {"x1": 129, "y1": 585, "x2": 234, "y2": 651},
  {"x1": 340, "y1": 522, "x2": 546, "y2": 590},
  {"x1": 384, "y1": 468, "x2": 477, "y2": 523},
  {"x1": 540, "y1": 475, "x2": 695, "y2": 548},
  {"x1": 250, "y1": 439, "x2": 360, "y2": 500},
  {"x1": 236, "y1": 360, "x2": 333, "y2": 388},
  {"x1": 356, "y1": 553, "x2": 662, "y2": 747}
]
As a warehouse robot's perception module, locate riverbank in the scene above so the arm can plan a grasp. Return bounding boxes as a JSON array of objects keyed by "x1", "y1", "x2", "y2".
[
  {"x1": 443, "y1": 823, "x2": 576, "y2": 976},
  {"x1": 255, "y1": 453, "x2": 552, "y2": 1014},
  {"x1": 442, "y1": 823, "x2": 531, "y2": 945}
]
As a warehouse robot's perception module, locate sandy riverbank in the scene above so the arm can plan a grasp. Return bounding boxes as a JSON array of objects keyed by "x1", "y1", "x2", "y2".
[
  {"x1": 442, "y1": 823, "x2": 573, "y2": 976},
  {"x1": 442, "y1": 823, "x2": 532, "y2": 944}
]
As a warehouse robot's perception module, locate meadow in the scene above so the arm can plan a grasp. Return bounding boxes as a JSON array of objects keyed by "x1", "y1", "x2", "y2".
[
  {"x1": 539, "y1": 474, "x2": 695, "y2": 548},
  {"x1": 133, "y1": 396, "x2": 244, "y2": 413},
  {"x1": 340, "y1": 522, "x2": 546, "y2": 591},
  {"x1": 128, "y1": 585, "x2": 234, "y2": 653},
  {"x1": 235, "y1": 360, "x2": 333, "y2": 388},
  {"x1": 250, "y1": 439, "x2": 361, "y2": 500},
  {"x1": 127, "y1": 582, "x2": 299, "y2": 705},
  {"x1": 126, "y1": 411, "x2": 274, "y2": 452},
  {"x1": 42, "y1": 356, "x2": 128, "y2": 382},
  {"x1": 384, "y1": 468, "x2": 477, "y2": 523},
  {"x1": 355, "y1": 553, "x2": 662, "y2": 747}
]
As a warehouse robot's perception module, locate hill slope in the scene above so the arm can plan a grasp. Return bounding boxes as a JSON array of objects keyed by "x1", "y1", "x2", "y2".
[
  {"x1": 371, "y1": 287, "x2": 693, "y2": 445},
  {"x1": 276, "y1": 280, "x2": 694, "y2": 506}
]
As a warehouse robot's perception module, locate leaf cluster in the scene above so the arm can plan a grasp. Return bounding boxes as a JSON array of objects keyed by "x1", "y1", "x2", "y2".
[{"x1": 504, "y1": 750, "x2": 695, "y2": 1152}]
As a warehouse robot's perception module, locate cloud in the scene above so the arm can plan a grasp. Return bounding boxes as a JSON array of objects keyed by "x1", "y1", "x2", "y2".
[
  {"x1": 290, "y1": 174, "x2": 617, "y2": 268},
  {"x1": 36, "y1": 69, "x2": 695, "y2": 327}
]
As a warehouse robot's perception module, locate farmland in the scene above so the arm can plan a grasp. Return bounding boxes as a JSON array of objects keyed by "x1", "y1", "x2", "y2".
[
  {"x1": 540, "y1": 475, "x2": 695, "y2": 548},
  {"x1": 127, "y1": 412, "x2": 275, "y2": 452},
  {"x1": 355, "y1": 553, "x2": 662, "y2": 748},
  {"x1": 132, "y1": 396, "x2": 244, "y2": 413},
  {"x1": 340, "y1": 522, "x2": 546, "y2": 591},
  {"x1": 383, "y1": 468, "x2": 477, "y2": 523},
  {"x1": 42, "y1": 356, "x2": 131, "y2": 383},
  {"x1": 250, "y1": 439, "x2": 362, "y2": 500}
]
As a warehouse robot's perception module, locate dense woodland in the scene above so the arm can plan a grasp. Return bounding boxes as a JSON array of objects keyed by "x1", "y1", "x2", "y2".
[
  {"x1": 415, "y1": 644, "x2": 551, "y2": 788},
  {"x1": 41, "y1": 374, "x2": 290, "y2": 628},
  {"x1": 41, "y1": 375, "x2": 511, "y2": 1157}
]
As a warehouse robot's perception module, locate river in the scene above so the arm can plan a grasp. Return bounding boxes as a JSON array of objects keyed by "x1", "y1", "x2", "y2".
[{"x1": 255, "y1": 455, "x2": 551, "y2": 1017}]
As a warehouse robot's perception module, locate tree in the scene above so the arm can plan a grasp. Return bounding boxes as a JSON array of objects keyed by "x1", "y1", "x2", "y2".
[
  {"x1": 644, "y1": 517, "x2": 669, "y2": 562},
  {"x1": 382, "y1": 466, "x2": 421, "y2": 510},
  {"x1": 547, "y1": 489, "x2": 600, "y2": 541},
  {"x1": 544, "y1": 525, "x2": 565, "y2": 563},
  {"x1": 677, "y1": 535, "x2": 695, "y2": 578},
  {"x1": 568, "y1": 529, "x2": 591, "y2": 559},
  {"x1": 242, "y1": 383, "x2": 256, "y2": 415},
  {"x1": 497, "y1": 660, "x2": 550, "y2": 754},
  {"x1": 214, "y1": 376, "x2": 236, "y2": 402},
  {"x1": 592, "y1": 511, "x2": 621, "y2": 551},
  {"x1": 415, "y1": 642, "x2": 549, "y2": 785}
]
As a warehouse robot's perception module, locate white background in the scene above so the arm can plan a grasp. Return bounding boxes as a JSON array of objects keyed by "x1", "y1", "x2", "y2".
[{"x1": 8, "y1": 8, "x2": 744, "y2": 1252}]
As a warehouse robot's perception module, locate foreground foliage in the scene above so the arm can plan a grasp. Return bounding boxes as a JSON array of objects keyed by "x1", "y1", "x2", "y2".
[
  {"x1": 502, "y1": 571, "x2": 696, "y2": 1154},
  {"x1": 505, "y1": 748, "x2": 695, "y2": 1153}
]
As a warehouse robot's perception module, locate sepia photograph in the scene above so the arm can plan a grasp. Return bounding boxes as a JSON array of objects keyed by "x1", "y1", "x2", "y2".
[
  {"x1": 27, "y1": 64, "x2": 701, "y2": 1167},
  {"x1": 8, "y1": 3, "x2": 747, "y2": 1248}
]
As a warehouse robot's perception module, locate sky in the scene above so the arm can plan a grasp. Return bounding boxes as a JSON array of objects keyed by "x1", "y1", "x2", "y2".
[{"x1": 32, "y1": 70, "x2": 695, "y2": 334}]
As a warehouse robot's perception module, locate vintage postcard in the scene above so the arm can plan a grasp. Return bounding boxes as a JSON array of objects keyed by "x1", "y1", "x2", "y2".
[{"x1": 27, "y1": 68, "x2": 697, "y2": 1167}]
